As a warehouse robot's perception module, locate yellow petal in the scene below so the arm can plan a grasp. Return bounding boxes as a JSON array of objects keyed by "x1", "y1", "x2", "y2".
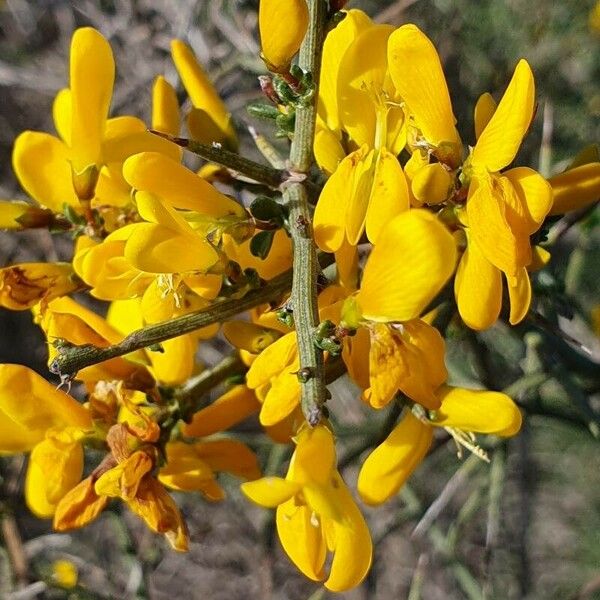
[
  {"x1": 433, "y1": 386, "x2": 522, "y2": 436},
  {"x1": 53, "y1": 477, "x2": 108, "y2": 531},
  {"x1": 473, "y1": 92, "x2": 497, "y2": 140},
  {"x1": 241, "y1": 477, "x2": 299, "y2": 507},
  {"x1": 387, "y1": 24, "x2": 462, "y2": 167},
  {"x1": 337, "y1": 23, "x2": 395, "y2": 147},
  {"x1": 314, "y1": 147, "x2": 366, "y2": 252},
  {"x1": 507, "y1": 267, "x2": 531, "y2": 325},
  {"x1": 319, "y1": 9, "x2": 372, "y2": 132},
  {"x1": 364, "y1": 323, "x2": 408, "y2": 409},
  {"x1": 222, "y1": 321, "x2": 280, "y2": 354},
  {"x1": 69, "y1": 27, "x2": 114, "y2": 174},
  {"x1": 0, "y1": 364, "x2": 91, "y2": 436},
  {"x1": 246, "y1": 332, "x2": 297, "y2": 390},
  {"x1": 293, "y1": 424, "x2": 337, "y2": 487},
  {"x1": 190, "y1": 440, "x2": 261, "y2": 481},
  {"x1": 314, "y1": 127, "x2": 345, "y2": 175},
  {"x1": 170, "y1": 40, "x2": 236, "y2": 148},
  {"x1": 126, "y1": 478, "x2": 189, "y2": 552},
  {"x1": 26, "y1": 438, "x2": 83, "y2": 517},
  {"x1": 324, "y1": 472, "x2": 373, "y2": 592},
  {"x1": 455, "y1": 241, "x2": 502, "y2": 331},
  {"x1": 548, "y1": 162, "x2": 600, "y2": 215},
  {"x1": 53, "y1": 88, "x2": 72, "y2": 144},
  {"x1": 152, "y1": 76, "x2": 180, "y2": 137},
  {"x1": 466, "y1": 176, "x2": 521, "y2": 276},
  {"x1": 259, "y1": 370, "x2": 301, "y2": 426},
  {"x1": 124, "y1": 223, "x2": 219, "y2": 273},
  {"x1": 411, "y1": 162, "x2": 453, "y2": 205},
  {"x1": 276, "y1": 499, "x2": 327, "y2": 581},
  {"x1": 149, "y1": 335, "x2": 196, "y2": 386},
  {"x1": 12, "y1": 131, "x2": 79, "y2": 211},
  {"x1": 345, "y1": 149, "x2": 376, "y2": 245},
  {"x1": 365, "y1": 149, "x2": 410, "y2": 243},
  {"x1": 357, "y1": 210, "x2": 457, "y2": 322},
  {"x1": 529, "y1": 245, "x2": 551, "y2": 272},
  {"x1": 0, "y1": 262, "x2": 80, "y2": 310},
  {"x1": 471, "y1": 60, "x2": 534, "y2": 172},
  {"x1": 123, "y1": 152, "x2": 245, "y2": 216},
  {"x1": 221, "y1": 228, "x2": 292, "y2": 281},
  {"x1": 258, "y1": 0, "x2": 309, "y2": 71},
  {"x1": 358, "y1": 412, "x2": 432, "y2": 505},
  {"x1": 504, "y1": 167, "x2": 553, "y2": 233}
]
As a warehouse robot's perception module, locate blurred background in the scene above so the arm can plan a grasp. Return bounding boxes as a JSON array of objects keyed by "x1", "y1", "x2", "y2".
[{"x1": 1, "y1": 1, "x2": 599, "y2": 598}]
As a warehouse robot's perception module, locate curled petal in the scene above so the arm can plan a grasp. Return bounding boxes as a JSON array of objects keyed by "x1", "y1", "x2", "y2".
[
  {"x1": 433, "y1": 386, "x2": 522, "y2": 437},
  {"x1": 471, "y1": 59, "x2": 535, "y2": 172},
  {"x1": 358, "y1": 412, "x2": 432, "y2": 505}
]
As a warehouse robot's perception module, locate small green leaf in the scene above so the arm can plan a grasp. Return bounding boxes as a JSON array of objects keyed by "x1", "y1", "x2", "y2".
[{"x1": 249, "y1": 230, "x2": 275, "y2": 259}]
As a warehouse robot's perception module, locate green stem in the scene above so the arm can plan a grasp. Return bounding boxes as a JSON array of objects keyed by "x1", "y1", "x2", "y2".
[
  {"x1": 149, "y1": 130, "x2": 285, "y2": 188},
  {"x1": 283, "y1": 0, "x2": 328, "y2": 426},
  {"x1": 51, "y1": 270, "x2": 292, "y2": 379},
  {"x1": 176, "y1": 353, "x2": 245, "y2": 421}
]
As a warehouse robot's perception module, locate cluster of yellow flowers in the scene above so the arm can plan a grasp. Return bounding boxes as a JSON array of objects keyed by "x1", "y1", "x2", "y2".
[{"x1": 1, "y1": 1, "x2": 599, "y2": 592}]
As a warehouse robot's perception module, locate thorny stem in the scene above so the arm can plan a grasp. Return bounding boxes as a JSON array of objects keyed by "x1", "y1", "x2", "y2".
[
  {"x1": 150, "y1": 130, "x2": 286, "y2": 188},
  {"x1": 51, "y1": 270, "x2": 292, "y2": 379},
  {"x1": 284, "y1": 0, "x2": 328, "y2": 426},
  {"x1": 176, "y1": 353, "x2": 246, "y2": 421}
]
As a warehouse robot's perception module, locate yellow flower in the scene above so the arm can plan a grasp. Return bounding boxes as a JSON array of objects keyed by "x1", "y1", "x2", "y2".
[
  {"x1": 12, "y1": 28, "x2": 178, "y2": 212},
  {"x1": 358, "y1": 387, "x2": 522, "y2": 505},
  {"x1": 314, "y1": 18, "x2": 409, "y2": 251},
  {"x1": 0, "y1": 262, "x2": 81, "y2": 310},
  {"x1": 0, "y1": 364, "x2": 92, "y2": 517},
  {"x1": 171, "y1": 40, "x2": 237, "y2": 149},
  {"x1": 242, "y1": 425, "x2": 372, "y2": 592},
  {"x1": 258, "y1": 0, "x2": 309, "y2": 73}
]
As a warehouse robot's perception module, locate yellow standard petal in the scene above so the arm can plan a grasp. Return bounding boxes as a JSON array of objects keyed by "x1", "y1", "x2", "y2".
[
  {"x1": 357, "y1": 210, "x2": 457, "y2": 322},
  {"x1": 12, "y1": 131, "x2": 79, "y2": 212},
  {"x1": 471, "y1": 59, "x2": 535, "y2": 172},
  {"x1": 358, "y1": 412, "x2": 433, "y2": 505},
  {"x1": 69, "y1": 27, "x2": 115, "y2": 175},
  {"x1": 433, "y1": 386, "x2": 522, "y2": 437},
  {"x1": 387, "y1": 24, "x2": 462, "y2": 168},
  {"x1": 319, "y1": 9, "x2": 373, "y2": 132},
  {"x1": 258, "y1": 0, "x2": 309, "y2": 72}
]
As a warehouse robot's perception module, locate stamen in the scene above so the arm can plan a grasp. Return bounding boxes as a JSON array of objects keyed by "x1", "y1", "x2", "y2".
[{"x1": 445, "y1": 427, "x2": 490, "y2": 463}]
